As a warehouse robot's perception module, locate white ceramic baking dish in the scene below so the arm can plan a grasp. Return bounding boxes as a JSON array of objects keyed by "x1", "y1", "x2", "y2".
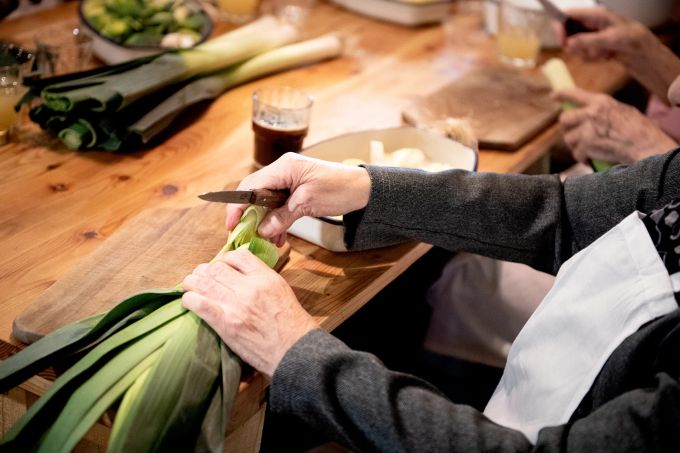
[
  {"x1": 287, "y1": 127, "x2": 478, "y2": 251},
  {"x1": 329, "y1": 0, "x2": 452, "y2": 26}
]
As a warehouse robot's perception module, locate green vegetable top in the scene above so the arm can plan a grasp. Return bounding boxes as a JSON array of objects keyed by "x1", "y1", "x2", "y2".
[{"x1": 82, "y1": 0, "x2": 210, "y2": 48}]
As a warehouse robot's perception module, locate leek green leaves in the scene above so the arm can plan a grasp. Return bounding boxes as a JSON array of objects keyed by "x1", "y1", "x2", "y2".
[{"x1": 0, "y1": 205, "x2": 279, "y2": 452}]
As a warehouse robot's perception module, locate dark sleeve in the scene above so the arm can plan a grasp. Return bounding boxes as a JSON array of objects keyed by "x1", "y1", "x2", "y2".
[
  {"x1": 269, "y1": 329, "x2": 680, "y2": 453},
  {"x1": 344, "y1": 149, "x2": 680, "y2": 274},
  {"x1": 0, "y1": 0, "x2": 19, "y2": 19}
]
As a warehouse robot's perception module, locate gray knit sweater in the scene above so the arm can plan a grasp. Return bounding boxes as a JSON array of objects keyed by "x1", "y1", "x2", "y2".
[{"x1": 270, "y1": 149, "x2": 680, "y2": 452}]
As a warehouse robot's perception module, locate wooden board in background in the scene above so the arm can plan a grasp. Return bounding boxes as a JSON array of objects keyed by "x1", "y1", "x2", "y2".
[{"x1": 402, "y1": 66, "x2": 562, "y2": 151}]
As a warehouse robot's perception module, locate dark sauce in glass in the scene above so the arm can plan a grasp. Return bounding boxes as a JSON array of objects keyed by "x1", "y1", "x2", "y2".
[{"x1": 252, "y1": 120, "x2": 308, "y2": 167}]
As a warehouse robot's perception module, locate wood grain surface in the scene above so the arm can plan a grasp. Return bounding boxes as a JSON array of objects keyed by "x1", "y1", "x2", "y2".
[{"x1": 402, "y1": 65, "x2": 561, "y2": 150}]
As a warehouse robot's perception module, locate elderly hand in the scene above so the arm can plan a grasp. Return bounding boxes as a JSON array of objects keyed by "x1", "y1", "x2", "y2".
[
  {"x1": 182, "y1": 248, "x2": 318, "y2": 379},
  {"x1": 555, "y1": 88, "x2": 677, "y2": 164},
  {"x1": 564, "y1": 7, "x2": 653, "y2": 63},
  {"x1": 226, "y1": 153, "x2": 371, "y2": 246},
  {"x1": 564, "y1": 7, "x2": 680, "y2": 101}
]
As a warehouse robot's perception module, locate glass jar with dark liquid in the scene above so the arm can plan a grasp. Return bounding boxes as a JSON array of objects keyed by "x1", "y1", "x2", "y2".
[
  {"x1": 252, "y1": 120, "x2": 309, "y2": 167},
  {"x1": 252, "y1": 87, "x2": 313, "y2": 167}
]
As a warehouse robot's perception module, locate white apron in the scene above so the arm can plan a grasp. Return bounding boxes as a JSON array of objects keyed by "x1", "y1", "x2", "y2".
[{"x1": 483, "y1": 212, "x2": 678, "y2": 443}]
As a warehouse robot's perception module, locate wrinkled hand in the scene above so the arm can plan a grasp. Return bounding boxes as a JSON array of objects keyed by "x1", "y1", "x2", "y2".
[
  {"x1": 564, "y1": 7, "x2": 655, "y2": 64},
  {"x1": 564, "y1": 7, "x2": 680, "y2": 100},
  {"x1": 226, "y1": 153, "x2": 371, "y2": 246},
  {"x1": 555, "y1": 88, "x2": 677, "y2": 164},
  {"x1": 182, "y1": 248, "x2": 318, "y2": 379}
]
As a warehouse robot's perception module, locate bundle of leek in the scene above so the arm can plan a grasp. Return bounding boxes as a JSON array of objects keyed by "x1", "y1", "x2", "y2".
[
  {"x1": 21, "y1": 16, "x2": 343, "y2": 151},
  {"x1": 0, "y1": 206, "x2": 278, "y2": 452}
]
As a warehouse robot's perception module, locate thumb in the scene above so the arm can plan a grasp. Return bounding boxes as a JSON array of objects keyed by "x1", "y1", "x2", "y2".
[{"x1": 553, "y1": 87, "x2": 594, "y2": 107}]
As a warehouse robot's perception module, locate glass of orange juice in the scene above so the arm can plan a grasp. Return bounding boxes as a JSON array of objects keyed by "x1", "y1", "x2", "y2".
[
  {"x1": 218, "y1": 0, "x2": 261, "y2": 23},
  {"x1": 0, "y1": 64, "x2": 23, "y2": 145},
  {"x1": 497, "y1": 0, "x2": 543, "y2": 68}
]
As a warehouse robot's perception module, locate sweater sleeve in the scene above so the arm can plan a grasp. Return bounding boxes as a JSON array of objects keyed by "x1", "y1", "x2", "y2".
[
  {"x1": 269, "y1": 329, "x2": 680, "y2": 453},
  {"x1": 343, "y1": 149, "x2": 680, "y2": 274}
]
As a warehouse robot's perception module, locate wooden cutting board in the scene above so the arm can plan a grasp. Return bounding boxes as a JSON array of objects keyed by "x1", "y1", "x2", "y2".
[
  {"x1": 13, "y1": 202, "x2": 289, "y2": 344},
  {"x1": 402, "y1": 66, "x2": 561, "y2": 151}
]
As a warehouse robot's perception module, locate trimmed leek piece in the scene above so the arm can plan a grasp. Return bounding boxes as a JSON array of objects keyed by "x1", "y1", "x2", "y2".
[
  {"x1": 541, "y1": 57, "x2": 614, "y2": 172},
  {"x1": 22, "y1": 18, "x2": 343, "y2": 151},
  {"x1": 0, "y1": 206, "x2": 279, "y2": 452}
]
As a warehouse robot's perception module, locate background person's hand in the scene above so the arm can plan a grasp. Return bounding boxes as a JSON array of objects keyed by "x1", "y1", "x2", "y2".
[
  {"x1": 564, "y1": 7, "x2": 654, "y2": 64},
  {"x1": 555, "y1": 88, "x2": 677, "y2": 164},
  {"x1": 226, "y1": 153, "x2": 371, "y2": 245},
  {"x1": 564, "y1": 7, "x2": 680, "y2": 101},
  {"x1": 182, "y1": 248, "x2": 318, "y2": 379}
]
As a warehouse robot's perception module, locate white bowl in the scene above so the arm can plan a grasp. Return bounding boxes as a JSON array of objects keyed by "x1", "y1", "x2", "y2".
[
  {"x1": 329, "y1": 0, "x2": 452, "y2": 26},
  {"x1": 287, "y1": 127, "x2": 478, "y2": 252},
  {"x1": 79, "y1": 1, "x2": 213, "y2": 65}
]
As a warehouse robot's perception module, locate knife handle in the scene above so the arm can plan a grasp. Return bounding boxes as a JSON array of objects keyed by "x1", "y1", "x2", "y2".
[
  {"x1": 252, "y1": 189, "x2": 290, "y2": 208},
  {"x1": 564, "y1": 17, "x2": 590, "y2": 36}
]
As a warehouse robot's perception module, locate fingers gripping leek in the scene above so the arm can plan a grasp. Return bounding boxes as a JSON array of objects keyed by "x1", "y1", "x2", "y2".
[
  {"x1": 541, "y1": 57, "x2": 614, "y2": 172},
  {"x1": 0, "y1": 205, "x2": 279, "y2": 452}
]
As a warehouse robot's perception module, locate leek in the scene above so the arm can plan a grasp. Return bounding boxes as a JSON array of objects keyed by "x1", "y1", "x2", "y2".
[
  {"x1": 0, "y1": 206, "x2": 279, "y2": 452},
  {"x1": 42, "y1": 15, "x2": 298, "y2": 113},
  {"x1": 541, "y1": 57, "x2": 614, "y2": 172},
  {"x1": 130, "y1": 34, "x2": 344, "y2": 144},
  {"x1": 23, "y1": 32, "x2": 342, "y2": 151}
]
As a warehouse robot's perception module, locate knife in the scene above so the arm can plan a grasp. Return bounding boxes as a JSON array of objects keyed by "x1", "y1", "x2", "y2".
[
  {"x1": 537, "y1": 0, "x2": 591, "y2": 36},
  {"x1": 198, "y1": 188, "x2": 290, "y2": 208}
]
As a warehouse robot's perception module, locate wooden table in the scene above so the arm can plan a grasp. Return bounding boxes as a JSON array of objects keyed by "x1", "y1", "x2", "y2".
[{"x1": 0, "y1": 1, "x2": 628, "y2": 451}]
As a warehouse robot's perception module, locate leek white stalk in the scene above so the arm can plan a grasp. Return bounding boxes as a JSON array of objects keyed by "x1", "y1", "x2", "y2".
[
  {"x1": 130, "y1": 34, "x2": 344, "y2": 143},
  {"x1": 541, "y1": 57, "x2": 577, "y2": 111}
]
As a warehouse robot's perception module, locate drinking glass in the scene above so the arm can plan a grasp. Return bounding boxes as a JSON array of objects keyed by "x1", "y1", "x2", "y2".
[
  {"x1": 497, "y1": 0, "x2": 543, "y2": 68},
  {"x1": 218, "y1": 0, "x2": 261, "y2": 24},
  {"x1": 252, "y1": 86, "x2": 313, "y2": 167},
  {"x1": 34, "y1": 27, "x2": 94, "y2": 77},
  {"x1": 0, "y1": 64, "x2": 23, "y2": 145}
]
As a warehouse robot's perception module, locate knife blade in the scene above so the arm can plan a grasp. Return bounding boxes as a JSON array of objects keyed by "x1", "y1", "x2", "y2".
[
  {"x1": 198, "y1": 188, "x2": 289, "y2": 208},
  {"x1": 536, "y1": 0, "x2": 591, "y2": 36}
]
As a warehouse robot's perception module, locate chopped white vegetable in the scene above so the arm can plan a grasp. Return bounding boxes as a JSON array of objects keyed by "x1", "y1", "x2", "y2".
[
  {"x1": 369, "y1": 140, "x2": 386, "y2": 165},
  {"x1": 161, "y1": 32, "x2": 200, "y2": 49}
]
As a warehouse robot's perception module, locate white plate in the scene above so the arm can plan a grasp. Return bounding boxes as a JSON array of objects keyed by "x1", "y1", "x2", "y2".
[
  {"x1": 287, "y1": 127, "x2": 478, "y2": 252},
  {"x1": 330, "y1": 0, "x2": 452, "y2": 26}
]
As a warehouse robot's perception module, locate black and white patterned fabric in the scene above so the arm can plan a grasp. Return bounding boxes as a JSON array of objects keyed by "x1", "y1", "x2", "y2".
[{"x1": 642, "y1": 199, "x2": 680, "y2": 303}]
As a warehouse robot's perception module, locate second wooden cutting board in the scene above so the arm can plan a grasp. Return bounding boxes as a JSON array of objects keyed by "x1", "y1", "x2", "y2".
[{"x1": 402, "y1": 66, "x2": 561, "y2": 151}]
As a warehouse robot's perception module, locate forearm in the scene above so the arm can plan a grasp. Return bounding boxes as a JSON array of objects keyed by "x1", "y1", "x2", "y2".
[
  {"x1": 344, "y1": 167, "x2": 564, "y2": 273},
  {"x1": 269, "y1": 329, "x2": 533, "y2": 453},
  {"x1": 270, "y1": 329, "x2": 680, "y2": 452},
  {"x1": 344, "y1": 150, "x2": 680, "y2": 274},
  {"x1": 624, "y1": 38, "x2": 680, "y2": 102}
]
